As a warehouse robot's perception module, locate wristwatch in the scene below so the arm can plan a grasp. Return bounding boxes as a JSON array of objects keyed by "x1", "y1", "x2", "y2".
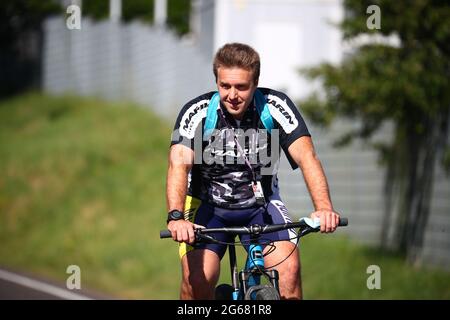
[{"x1": 166, "y1": 210, "x2": 184, "y2": 224}]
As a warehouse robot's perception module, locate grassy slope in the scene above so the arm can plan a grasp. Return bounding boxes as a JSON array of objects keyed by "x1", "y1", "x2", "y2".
[
  {"x1": 0, "y1": 93, "x2": 449, "y2": 299},
  {"x1": 0, "y1": 93, "x2": 178, "y2": 298}
]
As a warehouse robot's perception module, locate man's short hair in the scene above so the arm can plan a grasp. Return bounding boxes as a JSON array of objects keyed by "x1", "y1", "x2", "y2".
[{"x1": 213, "y1": 43, "x2": 260, "y2": 84}]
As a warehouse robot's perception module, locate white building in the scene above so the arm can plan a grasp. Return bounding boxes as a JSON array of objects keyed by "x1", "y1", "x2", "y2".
[{"x1": 190, "y1": 0, "x2": 343, "y2": 100}]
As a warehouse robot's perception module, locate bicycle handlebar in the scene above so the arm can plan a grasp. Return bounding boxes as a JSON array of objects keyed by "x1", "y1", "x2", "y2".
[{"x1": 159, "y1": 217, "x2": 348, "y2": 239}]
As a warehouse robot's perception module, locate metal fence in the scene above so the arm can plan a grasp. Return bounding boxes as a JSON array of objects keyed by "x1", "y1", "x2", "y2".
[{"x1": 43, "y1": 17, "x2": 215, "y2": 118}]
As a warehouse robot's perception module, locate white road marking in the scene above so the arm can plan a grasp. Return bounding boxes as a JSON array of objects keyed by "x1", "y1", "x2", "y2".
[{"x1": 0, "y1": 268, "x2": 93, "y2": 300}]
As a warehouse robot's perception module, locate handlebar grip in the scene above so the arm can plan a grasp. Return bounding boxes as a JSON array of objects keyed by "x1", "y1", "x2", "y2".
[
  {"x1": 338, "y1": 217, "x2": 348, "y2": 227},
  {"x1": 160, "y1": 230, "x2": 172, "y2": 238}
]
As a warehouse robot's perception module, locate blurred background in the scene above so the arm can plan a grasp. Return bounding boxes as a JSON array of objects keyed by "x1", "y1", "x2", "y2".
[{"x1": 0, "y1": 0, "x2": 449, "y2": 299}]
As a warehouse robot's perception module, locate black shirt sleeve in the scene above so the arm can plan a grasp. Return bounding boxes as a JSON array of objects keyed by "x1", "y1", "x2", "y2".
[
  {"x1": 264, "y1": 89, "x2": 311, "y2": 170},
  {"x1": 170, "y1": 92, "x2": 213, "y2": 150}
]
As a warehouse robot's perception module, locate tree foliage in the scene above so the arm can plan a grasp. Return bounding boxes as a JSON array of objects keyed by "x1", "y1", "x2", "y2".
[
  {"x1": 301, "y1": 0, "x2": 450, "y2": 263},
  {"x1": 83, "y1": 0, "x2": 191, "y2": 36},
  {"x1": 83, "y1": 0, "x2": 153, "y2": 22},
  {"x1": 0, "y1": 0, "x2": 60, "y2": 97},
  {"x1": 0, "y1": 0, "x2": 60, "y2": 46},
  {"x1": 167, "y1": 0, "x2": 191, "y2": 36}
]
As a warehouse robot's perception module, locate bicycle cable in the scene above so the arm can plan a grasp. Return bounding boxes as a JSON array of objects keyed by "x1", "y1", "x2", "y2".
[
  {"x1": 196, "y1": 228, "x2": 304, "y2": 294},
  {"x1": 193, "y1": 201, "x2": 305, "y2": 293},
  {"x1": 257, "y1": 204, "x2": 302, "y2": 270},
  {"x1": 263, "y1": 233, "x2": 301, "y2": 270}
]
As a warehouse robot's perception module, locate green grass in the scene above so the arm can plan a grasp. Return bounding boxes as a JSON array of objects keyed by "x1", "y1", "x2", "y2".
[
  {"x1": 0, "y1": 93, "x2": 449, "y2": 299},
  {"x1": 299, "y1": 234, "x2": 450, "y2": 299},
  {"x1": 0, "y1": 92, "x2": 177, "y2": 298},
  {"x1": 216, "y1": 234, "x2": 450, "y2": 300}
]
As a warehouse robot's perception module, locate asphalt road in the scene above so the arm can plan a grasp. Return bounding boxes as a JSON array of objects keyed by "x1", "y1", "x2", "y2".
[{"x1": 0, "y1": 267, "x2": 110, "y2": 300}]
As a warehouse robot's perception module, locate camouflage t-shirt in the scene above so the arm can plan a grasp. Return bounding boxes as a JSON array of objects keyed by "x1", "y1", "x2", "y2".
[{"x1": 170, "y1": 87, "x2": 311, "y2": 209}]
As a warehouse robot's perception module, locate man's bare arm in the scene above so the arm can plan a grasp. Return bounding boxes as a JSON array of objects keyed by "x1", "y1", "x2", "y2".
[
  {"x1": 166, "y1": 144, "x2": 194, "y2": 212},
  {"x1": 166, "y1": 144, "x2": 196, "y2": 243},
  {"x1": 287, "y1": 136, "x2": 340, "y2": 232}
]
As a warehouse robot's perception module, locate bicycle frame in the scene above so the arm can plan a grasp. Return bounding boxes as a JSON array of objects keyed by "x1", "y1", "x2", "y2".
[
  {"x1": 228, "y1": 234, "x2": 280, "y2": 300},
  {"x1": 160, "y1": 217, "x2": 348, "y2": 300}
]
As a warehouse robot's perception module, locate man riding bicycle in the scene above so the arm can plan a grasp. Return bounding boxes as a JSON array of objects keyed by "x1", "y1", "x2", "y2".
[{"x1": 166, "y1": 43, "x2": 340, "y2": 300}]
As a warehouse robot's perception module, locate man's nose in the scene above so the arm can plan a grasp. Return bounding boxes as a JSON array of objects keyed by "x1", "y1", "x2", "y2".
[{"x1": 230, "y1": 87, "x2": 238, "y2": 99}]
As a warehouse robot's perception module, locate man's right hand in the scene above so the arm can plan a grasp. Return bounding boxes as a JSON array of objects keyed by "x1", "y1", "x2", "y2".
[{"x1": 167, "y1": 220, "x2": 204, "y2": 244}]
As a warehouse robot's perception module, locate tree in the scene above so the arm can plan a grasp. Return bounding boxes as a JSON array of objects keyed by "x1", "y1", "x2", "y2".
[
  {"x1": 167, "y1": 0, "x2": 191, "y2": 36},
  {"x1": 300, "y1": 0, "x2": 450, "y2": 263},
  {"x1": 83, "y1": 0, "x2": 154, "y2": 23},
  {"x1": 83, "y1": 0, "x2": 191, "y2": 36},
  {"x1": 0, "y1": 0, "x2": 60, "y2": 97}
]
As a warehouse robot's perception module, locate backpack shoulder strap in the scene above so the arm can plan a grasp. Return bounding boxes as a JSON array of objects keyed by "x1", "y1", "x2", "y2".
[
  {"x1": 254, "y1": 89, "x2": 274, "y2": 134},
  {"x1": 203, "y1": 92, "x2": 220, "y2": 140}
]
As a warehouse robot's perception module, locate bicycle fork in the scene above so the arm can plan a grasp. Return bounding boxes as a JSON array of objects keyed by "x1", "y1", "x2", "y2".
[
  {"x1": 227, "y1": 244, "x2": 240, "y2": 300},
  {"x1": 228, "y1": 240, "x2": 280, "y2": 300}
]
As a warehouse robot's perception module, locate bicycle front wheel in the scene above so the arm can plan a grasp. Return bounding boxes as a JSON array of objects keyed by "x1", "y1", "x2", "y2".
[
  {"x1": 215, "y1": 284, "x2": 234, "y2": 300},
  {"x1": 244, "y1": 285, "x2": 280, "y2": 300}
]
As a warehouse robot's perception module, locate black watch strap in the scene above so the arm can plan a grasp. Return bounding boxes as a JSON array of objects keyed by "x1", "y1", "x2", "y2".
[{"x1": 166, "y1": 210, "x2": 184, "y2": 224}]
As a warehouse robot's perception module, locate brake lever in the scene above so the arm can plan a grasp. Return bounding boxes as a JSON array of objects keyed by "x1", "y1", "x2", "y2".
[
  {"x1": 195, "y1": 232, "x2": 217, "y2": 244},
  {"x1": 300, "y1": 217, "x2": 321, "y2": 228},
  {"x1": 298, "y1": 217, "x2": 321, "y2": 237}
]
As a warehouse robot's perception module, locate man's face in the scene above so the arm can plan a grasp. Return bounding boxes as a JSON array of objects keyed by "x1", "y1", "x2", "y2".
[{"x1": 217, "y1": 67, "x2": 258, "y2": 120}]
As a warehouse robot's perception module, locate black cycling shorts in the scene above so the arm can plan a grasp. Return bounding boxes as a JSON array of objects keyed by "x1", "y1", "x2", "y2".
[{"x1": 178, "y1": 195, "x2": 298, "y2": 259}]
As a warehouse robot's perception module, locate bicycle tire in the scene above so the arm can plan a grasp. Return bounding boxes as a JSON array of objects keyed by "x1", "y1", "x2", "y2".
[
  {"x1": 215, "y1": 284, "x2": 234, "y2": 300},
  {"x1": 256, "y1": 286, "x2": 280, "y2": 300},
  {"x1": 244, "y1": 285, "x2": 280, "y2": 300}
]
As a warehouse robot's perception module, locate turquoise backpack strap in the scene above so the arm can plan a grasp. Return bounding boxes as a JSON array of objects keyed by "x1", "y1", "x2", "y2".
[
  {"x1": 254, "y1": 89, "x2": 274, "y2": 134},
  {"x1": 203, "y1": 92, "x2": 220, "y2": 140},
  {"x1": 203, "y1": 89, "x2": 273, "y2": 140}
]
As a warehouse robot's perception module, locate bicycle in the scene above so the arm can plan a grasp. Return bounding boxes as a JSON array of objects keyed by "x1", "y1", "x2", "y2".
[{"x1": 160, "y1": 216, "x2": 348, "y2": 300}]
